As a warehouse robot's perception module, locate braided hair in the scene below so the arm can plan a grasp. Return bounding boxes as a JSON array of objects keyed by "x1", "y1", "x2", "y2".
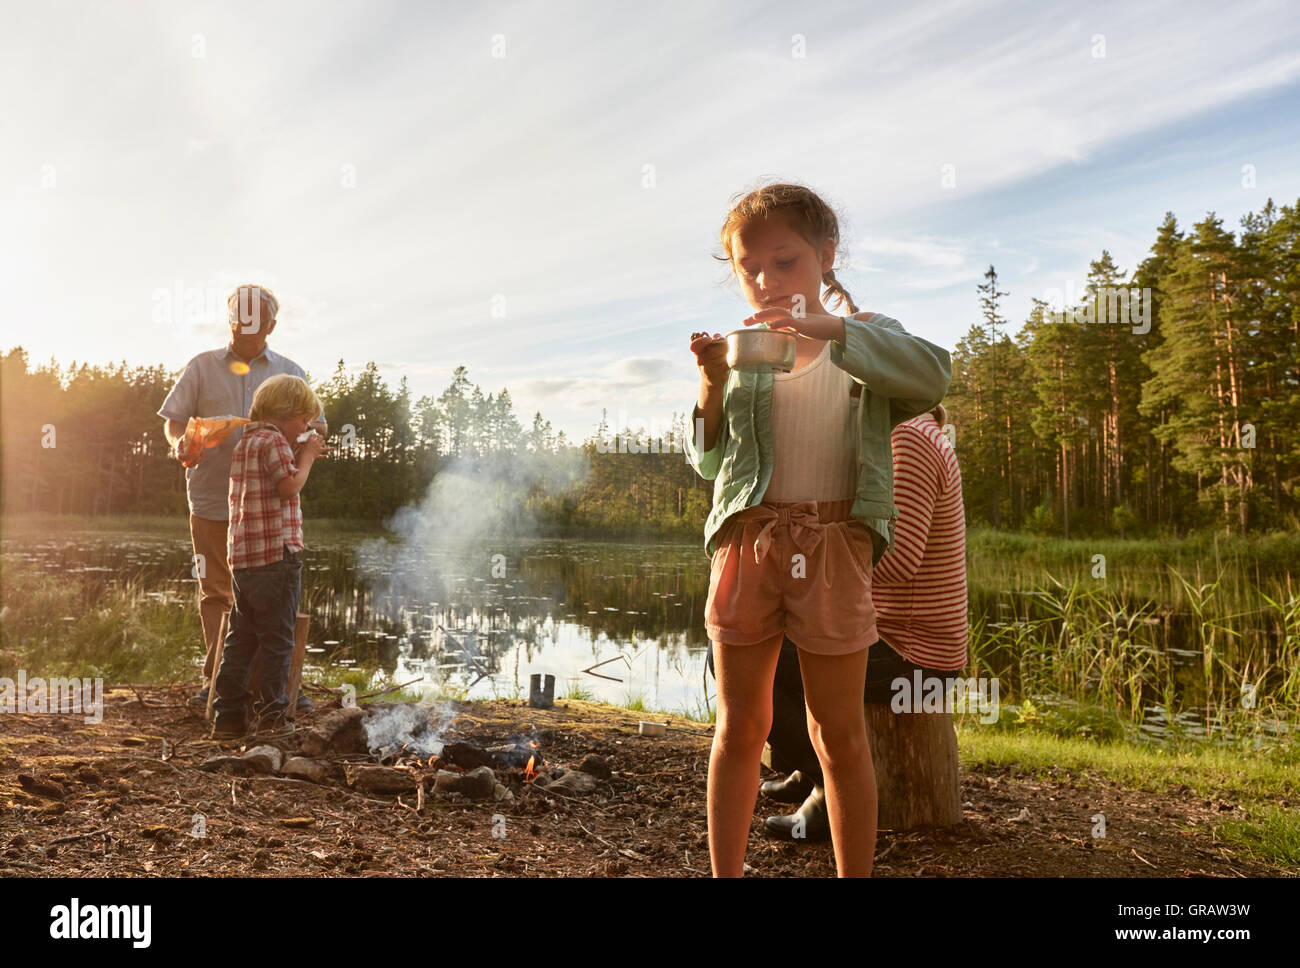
[{"x1": 715, "y1": 182, "x2": 859, "y2": 315}]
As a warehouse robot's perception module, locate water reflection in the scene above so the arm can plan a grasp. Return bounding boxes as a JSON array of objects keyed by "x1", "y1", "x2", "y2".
[{"x1": 3, "y1": 532, "x2": 715, "y2": 714}]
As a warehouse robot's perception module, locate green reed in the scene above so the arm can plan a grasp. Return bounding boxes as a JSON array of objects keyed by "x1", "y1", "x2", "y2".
[{"x1": 965, "y1": 533, "x2": 1299, "y2": 748}]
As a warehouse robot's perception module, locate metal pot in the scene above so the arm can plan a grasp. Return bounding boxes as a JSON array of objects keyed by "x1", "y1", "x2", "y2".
[{"x1": 725, "y1": 328, "x2": 797, "y2": 373}]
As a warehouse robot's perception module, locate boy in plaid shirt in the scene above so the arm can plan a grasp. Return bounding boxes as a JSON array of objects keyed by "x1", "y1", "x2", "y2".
[{"x1": 212, "y1": 374, "x2": 327, "y2": 737}]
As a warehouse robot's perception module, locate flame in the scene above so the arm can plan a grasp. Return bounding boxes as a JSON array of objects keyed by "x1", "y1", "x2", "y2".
[{"x1": 524, "y1": 755, "x2": 537, "y2": 782}]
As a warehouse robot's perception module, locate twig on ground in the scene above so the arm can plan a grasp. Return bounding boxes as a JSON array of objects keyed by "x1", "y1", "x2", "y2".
[
  {"x1": 522, "y1": 783, "x2": 612, "y2": 816},
  {"x1": 575, "y1": 820, "x2": 648, "y2": 862},
  {"x1": 1131, "y1": 848, "x2": 1157, "y2": 870},
  {"x1": 355, "y1": 677, "x2": 424, "y2": 702},
  {"x1": 48, "y1": 828, "x2": 111, "y2": 846},
  {"x1": 128, "y1": 685, "x2": 183, "y2": 708},
  {"x1": 0, "y1": 858, "x2": 47, "y2": 872}
]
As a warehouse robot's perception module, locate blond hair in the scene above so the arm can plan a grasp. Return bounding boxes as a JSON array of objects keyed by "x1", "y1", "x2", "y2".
[
  {"x1": 250, "y1": 374, "x2": 321, "y2": 422},
  {"x1": 227, "y1": 284, "x2": 280, "y2": 331},
  {"x1": 715, "y1": 182, "x2": 859, "y2": 314}
]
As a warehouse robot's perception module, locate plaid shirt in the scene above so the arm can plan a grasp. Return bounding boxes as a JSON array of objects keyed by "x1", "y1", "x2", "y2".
[{"x1": 227, "y1": 422, "x2": 303, "y2": 569}]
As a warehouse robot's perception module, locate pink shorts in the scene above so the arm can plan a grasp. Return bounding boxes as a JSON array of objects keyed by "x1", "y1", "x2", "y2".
[{"x1": 705, "y1": 499, "x2": 877, "y2": 656}]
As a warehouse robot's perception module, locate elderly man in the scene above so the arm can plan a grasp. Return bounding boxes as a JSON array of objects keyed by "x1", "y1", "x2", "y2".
[{"x1": 158, "y1": 284, "x2": 326, "y2": 709}]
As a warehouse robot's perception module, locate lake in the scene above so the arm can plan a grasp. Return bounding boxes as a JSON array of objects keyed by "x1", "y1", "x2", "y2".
[
  {"x1": 2, "y1": 525, "x2": 715, "y2": 716},
  {"x1": 4, "y1": 521, "x2": 1296, "y2": 742}
]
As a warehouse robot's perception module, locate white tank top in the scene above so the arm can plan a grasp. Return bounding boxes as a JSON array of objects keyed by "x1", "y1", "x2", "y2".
[{"x1": 764, "y1": 341, "x2": 859, "y2": 502}]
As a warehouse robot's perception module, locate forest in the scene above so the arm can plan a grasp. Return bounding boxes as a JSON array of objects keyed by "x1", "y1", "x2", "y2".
[{"x1": 2, "y1": 197, "x2": 1296, "y2": 539}]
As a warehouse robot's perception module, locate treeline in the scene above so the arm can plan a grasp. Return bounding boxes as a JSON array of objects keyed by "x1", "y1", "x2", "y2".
[
  {"x1": 3, "y1": 197, "x2": 1295, "y2": 538},
  {"x1": 0, "y1": 350, "x2": 710, "y2": 533},
  {"x1": 947, "y1": 198, "x2": 1299, "y2": 536}
]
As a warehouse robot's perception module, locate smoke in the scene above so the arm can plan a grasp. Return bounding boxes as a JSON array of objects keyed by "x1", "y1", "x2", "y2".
[
  {"x1": 362, "y1": 702, "x2": 457, "y2": 757},
  {"x1": 357, "y1": 448, "x2": 588, "y2": 618}
]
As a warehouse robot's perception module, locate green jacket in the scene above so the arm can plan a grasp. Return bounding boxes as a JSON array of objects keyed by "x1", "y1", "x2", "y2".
[{"x1": 686, "y1": 313, "x2": 952, "y2": 556}]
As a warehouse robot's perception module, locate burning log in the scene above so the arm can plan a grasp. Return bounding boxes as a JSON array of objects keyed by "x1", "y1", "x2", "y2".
[
  {"x1": 442, "y1": 740, "x2": 542, "y2": 771},
  {"x1": 439, "y1": 741, "x2": 495, "y2": 770}
]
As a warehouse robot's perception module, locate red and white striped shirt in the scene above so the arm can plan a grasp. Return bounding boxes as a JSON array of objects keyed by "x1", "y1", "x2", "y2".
[
  {"x1": 872, "y1": 414, "x2": 968, "y2": 671},
  {"x1": 227, "y1": 422, "x2": 303, "y2": 570}
]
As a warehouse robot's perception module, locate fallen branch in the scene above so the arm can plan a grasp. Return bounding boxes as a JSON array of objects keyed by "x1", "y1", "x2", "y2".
[
  {"x1": 522, "y1": 783, "x2": 612, "y2": 816},
  {"x1": 355, "y1": 677, "x2": 425, "y2": 702},
  {"x1": 575, "y1": 820, "x2": 648, "y2": 862},
  {"x1": 127, "y1": 685, "x2": 183, "y2": 708},
  {"x1": 0, "y1": 858, "x2": 47, "y2": 872},
  {"x1": 580, "y1": 656, "x2": 631, "y2": 684},
  {"x1": 48, "y1": 828, "x2": 111, "y2": 846},
  {"x1": 1131, "y1": 848, "x2": 1157, "y2": 870}
]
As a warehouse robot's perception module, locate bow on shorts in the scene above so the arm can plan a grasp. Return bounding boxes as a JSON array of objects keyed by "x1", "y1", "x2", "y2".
[{"x1": 729, "y1": 502, "x2": 829, "y2": 565}]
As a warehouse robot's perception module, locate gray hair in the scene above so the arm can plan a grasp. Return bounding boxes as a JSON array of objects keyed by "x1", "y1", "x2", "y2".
[{"x1": 227, "y1": 284, "x2": 279, "y2": 331}]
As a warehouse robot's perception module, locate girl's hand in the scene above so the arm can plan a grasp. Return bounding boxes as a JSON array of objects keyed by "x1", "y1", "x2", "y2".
[
  {"x1": 742, "y1": 307, "x2": 798, "y2": 332},
  {"x1": 690, "y1": 331, "x2": 729, "y2": 387},
  {"x1": 743, "y1": 308, "x2": 847, "y2": 344}
]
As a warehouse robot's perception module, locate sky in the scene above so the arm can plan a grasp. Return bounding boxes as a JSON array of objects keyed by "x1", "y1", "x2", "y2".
[{"x1": 3, "y1": 0, "x2": 1299, "y2": 442}]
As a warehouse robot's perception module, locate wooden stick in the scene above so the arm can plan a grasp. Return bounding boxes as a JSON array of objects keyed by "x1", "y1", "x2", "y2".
[
  {"x1": 206, "y1": 610, "x2": 230, "y2": 722},
  {"x1": 580, "y1": 656, "x2": 630, "y2": 683},
  {"x1": 1131, "y1": 848, "x2": 1158, "y2": 870},
  {"x1": 0, "y1": 859, "x2": 46, "y2": 871},
  {"x1": 524, "y1": 784, "x2": 612, "y2": 816},
  {"x1": 354, "y1": 677, "x2": 424, "y2": 702},
  {"x1": 128, "y1": 685, "x2": 168, "y2": 708},
  {"x1": 575, "y1": 820, "x2": 647, "y2": 862},
  {"x1": 48, "y1": 828, "x2": 111, "y2": 845}
]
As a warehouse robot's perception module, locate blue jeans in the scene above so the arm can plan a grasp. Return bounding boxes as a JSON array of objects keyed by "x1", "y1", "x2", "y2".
[{"x1": 213, "y1": 548, "x2": 302, "y2": 725}]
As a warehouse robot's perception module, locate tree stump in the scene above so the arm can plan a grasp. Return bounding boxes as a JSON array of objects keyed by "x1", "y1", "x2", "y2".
[{"x1": 864, "y1": 702, "x2": 961, "y2": 830}]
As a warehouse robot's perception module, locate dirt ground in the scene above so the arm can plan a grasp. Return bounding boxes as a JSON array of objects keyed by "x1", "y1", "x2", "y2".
[{"x1": 0, "y1": 685, "x2": 1286, "y2": 878}]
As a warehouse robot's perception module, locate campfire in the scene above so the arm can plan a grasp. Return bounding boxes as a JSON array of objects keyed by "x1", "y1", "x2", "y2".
[{"x1": 201, "y1": 701, "x2": 603, "y2": 803}]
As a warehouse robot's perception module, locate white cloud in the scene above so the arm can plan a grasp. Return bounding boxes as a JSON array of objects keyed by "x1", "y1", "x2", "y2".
[{"x1": 2, "y1": 0, "x2": 1298, "y2": 439}]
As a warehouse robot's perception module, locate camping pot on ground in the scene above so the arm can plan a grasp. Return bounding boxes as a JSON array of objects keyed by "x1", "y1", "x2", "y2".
[{"x1": 725, "y1": 328, "x2": 797, "y2": 373}]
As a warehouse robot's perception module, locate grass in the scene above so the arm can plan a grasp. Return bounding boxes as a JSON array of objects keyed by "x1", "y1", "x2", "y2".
[
  {"x1": 559, "y1": 677, "x2": 597, "y2": 703},
  {"x1": 0, "y1": 512, "x2": 397, "y2": 540},
  {"x1": 0, "y1": 562, "x2": 201, "y2": 683},
  {"x1": 957, "y1": 725, "x2": 1300, "y2": 867},
  {"x1": 966, "y1": 560, "x2": 1300, "y2": 745}
]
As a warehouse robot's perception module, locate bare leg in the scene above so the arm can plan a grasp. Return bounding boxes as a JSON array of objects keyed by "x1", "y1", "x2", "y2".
[
  {"x1": 707, "y1": 633, "x2": 783, "y2": 877},
  {"x1": 799, "y1": 646, "x2": 875, "y2": 877}
]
